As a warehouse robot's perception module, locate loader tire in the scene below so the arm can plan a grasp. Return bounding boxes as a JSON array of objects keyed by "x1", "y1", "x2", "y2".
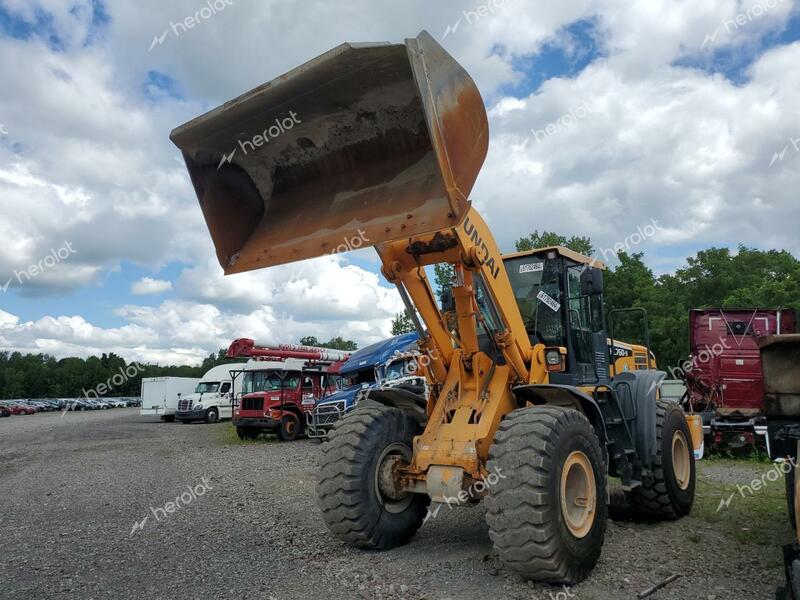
[
  {"x1": 627, "y1": 400, "x2": 695, "y2": 519},
  {"x1": 485, "y1": 406, "x2": 607, "y2": 585},
  {"x1": 317, "y1": 402, "x2": 429, "y2": 550}
]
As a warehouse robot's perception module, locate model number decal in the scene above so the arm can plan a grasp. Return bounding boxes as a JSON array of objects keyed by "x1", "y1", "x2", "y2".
[
  {"x1": 537, "y1": 291, "x2": 561, "y2": 312},
  {"x1": 519, "y1": 263, "x2": 543, "y2": 274}
]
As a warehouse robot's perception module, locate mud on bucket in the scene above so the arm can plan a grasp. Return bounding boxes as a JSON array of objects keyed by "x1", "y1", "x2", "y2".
[{"x1": 170, "y1": 31, "x2": 489, "y2": 274}]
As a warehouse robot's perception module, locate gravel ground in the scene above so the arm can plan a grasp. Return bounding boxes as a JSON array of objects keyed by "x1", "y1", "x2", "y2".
[{"x1": 0, "y1": 409, "x2": 789, "y2": 600}]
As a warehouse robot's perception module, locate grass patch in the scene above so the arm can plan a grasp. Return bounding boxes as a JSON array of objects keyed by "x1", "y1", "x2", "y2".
[
  {"x1": 694, "y1": 460, "x2": 792, "y2": 546},
  {"x1": 704, "y1": 446, "x2": 772, "y2": 463},
  {"x1": 218, "y1": 423, "x2": 280, "y2": 446}
]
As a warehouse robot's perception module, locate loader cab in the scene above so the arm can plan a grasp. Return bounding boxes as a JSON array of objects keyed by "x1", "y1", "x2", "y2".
[{"x1": 503, "y1": 246, "x2": 610, "y2": 387}]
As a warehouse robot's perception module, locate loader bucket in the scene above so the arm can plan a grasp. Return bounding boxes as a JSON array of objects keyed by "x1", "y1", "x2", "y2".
[{"x1": 170, "y1": 31, "x2": 489, "y2": 274}]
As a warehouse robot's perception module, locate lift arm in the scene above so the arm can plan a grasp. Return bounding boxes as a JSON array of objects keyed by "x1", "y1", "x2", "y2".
[{"x1": 171, "y1": 31, "x2": 550, "y2": 481}]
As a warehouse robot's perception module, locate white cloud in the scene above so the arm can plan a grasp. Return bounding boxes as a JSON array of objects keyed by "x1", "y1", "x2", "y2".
[
  {"x1": 0, "y1": 0, "x2": 798, "y2": 364},
  {"x1": 131, "y1": 277, "x2": 173, "y2": 295}
]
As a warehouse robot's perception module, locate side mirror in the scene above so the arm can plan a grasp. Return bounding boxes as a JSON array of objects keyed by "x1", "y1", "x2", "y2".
[{"x1": 580, "y1": 268, "x2": 604, "y2": 296}]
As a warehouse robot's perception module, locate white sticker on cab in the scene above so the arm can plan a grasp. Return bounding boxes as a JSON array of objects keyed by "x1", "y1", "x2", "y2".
[
  {"x1": 537, "y1": 290, "x2": 561, "y2": 312},
  {"x1": 519, "y1": 263, "x2": 544, "y2": 274}
]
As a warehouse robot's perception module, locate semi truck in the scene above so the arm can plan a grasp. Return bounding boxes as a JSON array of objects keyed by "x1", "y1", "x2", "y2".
[
  {"x1": 176, "y1": 363, "x2": 247, "y2": 424},
  {"x1": 684, "y1": 308, "x2": 797, "y2": 449},
  {"x1": 307, "y1": 332, "x2": 426, "y2": 439},
  {"x1": 139, "y1": 377, "x2": 201, "y2": 422}
]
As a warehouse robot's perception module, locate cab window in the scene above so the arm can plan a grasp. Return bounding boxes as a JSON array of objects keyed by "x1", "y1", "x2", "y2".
[{"x1": 503, "y1": 255, "x2": 565, "y2": 347}]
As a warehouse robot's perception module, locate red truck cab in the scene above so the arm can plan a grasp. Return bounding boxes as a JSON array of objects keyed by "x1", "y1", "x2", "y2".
[{"x1": 685, "y1": 308, "x2": 797, "y2": 448}]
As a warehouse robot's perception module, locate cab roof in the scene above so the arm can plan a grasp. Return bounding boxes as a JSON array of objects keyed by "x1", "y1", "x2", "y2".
[{"x1": 502, "y1": 245, "x2": 605, "y2": 270}]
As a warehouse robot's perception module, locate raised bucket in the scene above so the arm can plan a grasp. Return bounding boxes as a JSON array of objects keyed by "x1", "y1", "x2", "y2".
[{"x1": 170, "y1": 31, "x2": 489, "y2": 275}]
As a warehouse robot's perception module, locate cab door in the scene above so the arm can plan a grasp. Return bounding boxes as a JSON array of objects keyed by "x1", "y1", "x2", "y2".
[
  {"x1": 566, "y1": 265, "x2": 608, "y2": 385},
  {"x1": 300, "y1": 374, "x2": 318, "y2": 412},
  {"x1": 218, "y1": 381, "x2": 233, "y2": 418}
]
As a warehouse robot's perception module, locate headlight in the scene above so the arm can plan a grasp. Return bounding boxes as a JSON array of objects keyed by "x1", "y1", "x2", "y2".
[
  {"x1": 194, "y1": 404, "x2": 203, "y2": 411},
  {"x1": 545, "y1": 350, "x2": 562, "y2": 366}
]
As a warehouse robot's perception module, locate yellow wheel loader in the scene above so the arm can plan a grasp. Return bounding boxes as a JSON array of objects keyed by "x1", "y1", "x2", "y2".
[{"x1": 171, "y1": 31, "x2": 696, "y2": 584}]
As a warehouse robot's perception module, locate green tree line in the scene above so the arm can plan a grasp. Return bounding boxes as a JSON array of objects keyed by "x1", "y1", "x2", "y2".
[{"x1": 0, "y1": 336, "x2": 360, "y2": 400}]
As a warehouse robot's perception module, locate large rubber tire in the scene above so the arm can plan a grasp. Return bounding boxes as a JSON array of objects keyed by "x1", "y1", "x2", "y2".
[
  {"x1": 205, "y1": 407, "x2": 219, "y2": 424},
  {"x1": 485, "y1": 406, "x2": 607, "y2": 585},
  {"x1": 317, "y1": 402, "x2": 429, "y2": 550},
  {"x1": 277, "y1": 414, "x2": 301, "y2": 442},
  {"x1": 163, "y1": 414, "x2": 175, "y2": 423},
  {"x1": 627, "y1": 400, "x2": 695, "y2": 519},
  {"x1": 787, "y1": 467, "x2": 797, "y2": 531}
]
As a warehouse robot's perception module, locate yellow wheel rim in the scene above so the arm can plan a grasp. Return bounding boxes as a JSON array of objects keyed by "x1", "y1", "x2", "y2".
[
  {"x1": 560, "y1": 451, "x2": 597, "y2": 539},
  {"x1": 672, "y1": 430, "x2": 691, "y2": 491}
]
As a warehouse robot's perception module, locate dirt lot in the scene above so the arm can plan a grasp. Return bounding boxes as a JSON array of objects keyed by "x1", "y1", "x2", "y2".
[{"x1": 0, "y1": 409, "x2": 789, "y2": 599}]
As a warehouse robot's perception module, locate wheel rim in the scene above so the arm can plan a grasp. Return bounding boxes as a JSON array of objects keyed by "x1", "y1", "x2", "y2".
[
  {"x1": 374, "y1": 442, "x2": 413, "y2": 514},
  {"x1": 560, "y1": 451, "x2": 597, "y2": 539},
  {"x1": 285, "y1": 418, "x2": 297, "y2": 435},
  {"x1": 672, "y1": 430, "x2": 691, "y2": 491}
]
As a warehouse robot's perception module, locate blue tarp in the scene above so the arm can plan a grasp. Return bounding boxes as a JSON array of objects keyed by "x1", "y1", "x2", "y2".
[
  {"x1": 317, "y1": 332, "x2": 420, "y2": 410},
  {"x1": 339, "y1": 332, "x2": 419, "y2": 375}
]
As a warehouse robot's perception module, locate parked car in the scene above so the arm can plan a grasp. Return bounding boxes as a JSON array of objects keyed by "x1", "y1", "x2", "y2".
[
  {"x1": 5, "y1": 402, "x2": 35, "y2": 415},
  {"x1": 0, "y1": 405, "x2": 10, "y2": 417}
]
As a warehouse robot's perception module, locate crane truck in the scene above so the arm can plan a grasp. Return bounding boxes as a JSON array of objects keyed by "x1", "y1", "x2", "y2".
[
  {"x1": 225, "y1": 339, "x2": 350, "y2": 441},
  {"x1": 170, "y1": 30, "x2": 696, "y2": 584}
]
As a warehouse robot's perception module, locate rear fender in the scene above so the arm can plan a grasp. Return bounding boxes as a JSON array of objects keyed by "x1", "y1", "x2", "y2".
[{"x1": 612, "y1": 370, "x2": 667, "y2": 466}]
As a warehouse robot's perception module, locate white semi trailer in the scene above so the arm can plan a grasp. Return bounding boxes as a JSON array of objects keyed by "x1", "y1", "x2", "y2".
[{"x1": 139, "y1": 377, "x2": 200, "y2": 422}]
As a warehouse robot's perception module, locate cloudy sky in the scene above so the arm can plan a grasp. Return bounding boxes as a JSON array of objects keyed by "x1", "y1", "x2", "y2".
[{"x1": 0, "y1": 0, "x2": 798, "y2": 366}]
